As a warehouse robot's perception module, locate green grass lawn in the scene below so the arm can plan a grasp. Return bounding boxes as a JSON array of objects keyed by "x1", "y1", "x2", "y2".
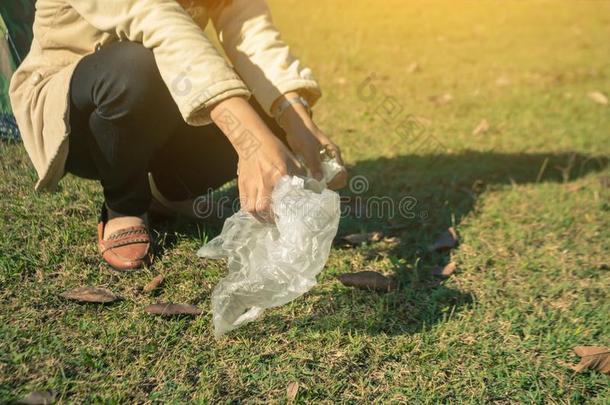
[{"x1": 1, "y1": 0, "x2": 609, "y2": 402}]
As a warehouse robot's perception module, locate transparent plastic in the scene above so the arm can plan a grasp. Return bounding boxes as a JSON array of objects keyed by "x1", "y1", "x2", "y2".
[{"x1": 197, "y1": 158, "x2": 343, "y2": 337}]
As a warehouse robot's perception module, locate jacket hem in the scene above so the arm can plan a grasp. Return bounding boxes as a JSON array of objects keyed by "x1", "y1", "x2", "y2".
[{"x1": 183, "y1": 79, "x2": 251, "y2": 126}]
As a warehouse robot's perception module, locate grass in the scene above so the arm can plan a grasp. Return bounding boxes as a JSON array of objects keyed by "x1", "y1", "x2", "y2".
[{"x1": 1, "y1": 0, "x2": 610, "y2": 402}]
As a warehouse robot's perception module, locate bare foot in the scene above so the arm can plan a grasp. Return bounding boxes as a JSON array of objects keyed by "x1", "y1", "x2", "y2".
[{"x1": 104, "y1": 207, "x2": 148, "y2": 240}]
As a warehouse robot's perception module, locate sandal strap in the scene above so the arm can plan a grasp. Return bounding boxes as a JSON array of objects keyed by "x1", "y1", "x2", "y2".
[
  {"x1": 106, "y1": 226, "x2": 149, "y2": 240},
  {"x1": 100, "y1": 226, "x2": 150, "y2": 253}
]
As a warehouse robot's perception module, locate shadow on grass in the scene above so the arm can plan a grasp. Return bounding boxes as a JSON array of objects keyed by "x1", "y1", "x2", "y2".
[
  {"x1": 258, "y1": 285, "x2": 475, "y2": 337},
  {"x1": 154, "y1": 150, "x2": 607, "y2": 336},
  {"x1": 338, "y1": 150, "x2": 607, "y2": 260},
  {"x1": 341, "y1": 150, "x2": 607, "y2": 232}
]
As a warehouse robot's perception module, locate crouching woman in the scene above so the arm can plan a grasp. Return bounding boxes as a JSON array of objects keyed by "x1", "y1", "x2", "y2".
[{"x1": 9, "y1": 0, "x2": 347, "y2": 270}]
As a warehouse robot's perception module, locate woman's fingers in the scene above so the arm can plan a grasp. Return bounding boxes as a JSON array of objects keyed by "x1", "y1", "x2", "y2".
[
  {"x1": 289, "y1": 155, "x2": 307, "y2": 177},
  {"x1": 302, "y1": 143, "x2": 324, "y2": 181},
  {"x1": 331, "y1": 144, "x2": 345, "y2": 166},
  {"x1": 255, "y1": 186, "x2": 274, "y2": 222},
  {"x1": 239, "y1": 181, "x2": 256, "y2": 215},
  {"x1": 240, "y1": 181, "x2": 271, "y2": 223},
  {"x1": 327, "y1": 167, "x2": 348, "y2": 190},
  {"x1": 324, "y1": 144, "x2": 347, "y2": 189},
  {"x1": 251, "y1": 168, "x2": 282, "y2": 223}
]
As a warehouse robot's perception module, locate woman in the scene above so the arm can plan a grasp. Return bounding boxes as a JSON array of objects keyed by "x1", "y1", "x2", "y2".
[{"x1": 9, "y1": 0, "x2": 347, "y2": 271}]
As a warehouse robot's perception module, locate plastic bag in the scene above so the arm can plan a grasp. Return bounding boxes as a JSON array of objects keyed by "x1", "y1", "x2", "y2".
[{"x1": 197, "y1": 158, "x2": 343, "y2": 337}]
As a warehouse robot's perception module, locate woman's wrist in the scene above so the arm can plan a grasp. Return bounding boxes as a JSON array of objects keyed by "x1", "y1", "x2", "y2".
[{"x1": 273, "y1": 92, "x2": 314, "y2": 131}]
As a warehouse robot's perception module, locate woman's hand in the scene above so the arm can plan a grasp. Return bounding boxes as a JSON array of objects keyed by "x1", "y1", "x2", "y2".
[
  {"x1": 274, "y1": 92, "x2": 348, "y2": 190},
  {"x1": 211, "y1": 97, "x2": 303, "y2": 222},
  {"x1": 235, "y1": 136, "x2": 302, "y2": 222}
]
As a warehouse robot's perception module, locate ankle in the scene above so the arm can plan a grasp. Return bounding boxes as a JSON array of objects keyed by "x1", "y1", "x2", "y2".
[
  {"x1": 106, "y1": 205, "x2": 147, "y2": 221},
  {"x1": 103, "y1": 205, "x2": 148, "y2": 240}
]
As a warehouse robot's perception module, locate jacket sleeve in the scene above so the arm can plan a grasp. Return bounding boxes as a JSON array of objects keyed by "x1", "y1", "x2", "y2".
[
  {"x1": 67, "y1": 0, "x2": 251, "y2": 125},
  {"x1": 210, "y1": 0, "x2": 321, "y2": 116}
]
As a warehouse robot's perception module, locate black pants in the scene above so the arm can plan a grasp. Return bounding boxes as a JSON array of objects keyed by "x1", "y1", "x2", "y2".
[{"x1": 65, "y1": 41, "x2": 283, "y2": 216}]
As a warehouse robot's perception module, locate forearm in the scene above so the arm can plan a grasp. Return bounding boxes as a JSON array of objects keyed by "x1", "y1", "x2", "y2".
[
  {"x1": 210, "y1": 96, "x2": 303, "y2": 221},
  {"x1": 210, "y1": 96, "x2": 279, "y2": 159},
  {"x1": 212, "y1": 0, "x2": 321, "y2": 116},
  {"x1": 271, "y1": 92, "x2": 347, "y2": 186}
]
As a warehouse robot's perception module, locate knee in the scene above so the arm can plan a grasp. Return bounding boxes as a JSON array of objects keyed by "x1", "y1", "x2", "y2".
[
  {"x1": 94, "y1": 41, "x2": 174, "y2": 119},
  {"x1": 112, "y1": 42, "x2": 159, "y2": 87}
]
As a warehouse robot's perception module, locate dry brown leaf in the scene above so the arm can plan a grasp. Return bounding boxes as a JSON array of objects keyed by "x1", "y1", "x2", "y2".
[
  {"x1": 143, "y1": 275, "x2": 165, "y2": 293},
  {"x1": 60, "y1": 287, "x2": 119, "y2": 303},
  {"x1": 472, "y1": 119, "x2": 490, "y2": 136},
  {"x1": 430, "y1": 93, "x2": 453, "y2": 105},
  {"x1": 341, "y1": 231, "x2": 383, "y2": 245},
  {"x1": 431, "y1": 262, "x2": 457, "y2": 278},
  {"x1": 570, "y1": 346, "x2": 610, "y2": 374},
  {"x1": 337, "y1": 271, "x2": 396, "y2": 292},
  {"x1": 429, "y1": 227, "x2": 459, "y2": 252},
  {"x1": 15, "y1": 390, "x2": 57, "y2": 405},
  {"x1": 286, "y1": 382, "x2": 300, "y2": 402},
  {"x1": 588, "y1": 91, "x2": 608, "y2": 105},
  {"x1": 144, "y1": 302, "x2": 203, "y2": 316},
  {"x1": 407, "y1": 62, "x2": 420, "y2": 74}
]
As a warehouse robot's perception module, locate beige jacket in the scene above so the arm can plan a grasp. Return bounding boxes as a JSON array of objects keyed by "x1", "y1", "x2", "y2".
[{"x1": 9, "y1": 0, "x2": 321, "y2": 191}]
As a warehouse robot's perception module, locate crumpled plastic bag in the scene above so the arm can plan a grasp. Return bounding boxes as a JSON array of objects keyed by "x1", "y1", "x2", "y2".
[{"x1": 197, "y1": 158, "x2": 343, "y2": 337}]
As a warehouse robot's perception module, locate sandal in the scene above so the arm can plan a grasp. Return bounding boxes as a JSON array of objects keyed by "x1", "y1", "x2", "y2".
[{"x1": 97, "y1": 206, "x2": 152, "y2": 271}]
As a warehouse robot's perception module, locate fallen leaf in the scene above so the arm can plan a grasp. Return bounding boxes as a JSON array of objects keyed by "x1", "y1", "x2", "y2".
[
  {"x1": 569, "y1": 346, "x2": 610, "y2": 374},
  {"x1": 407, "y1": 62, "x2": 420, "y2": 74},
  {"x1": 431, "y1": 262, "x2": 457, "y2": 278},
  {"x1": 286, "y1": 382, "x2": 299, "y2": 402},
  {"x1": 15, "y1": 390, "x2": 57, "y2": 405},
  {"x1": 60, "y1": 287, "x2": 119, "y2": 303},
  {"x1": 588, "y1": 91, "x2": 608, "y2": 105},
  {"x1": 143, "y1": 275, "x2": 165, "y2": 293},
  {"x1": 429, "y1": 227, "x2": 459, "y2": 252},
  {"x1": 472, "y1": 119, "x2": 490, "y2": 136},
  {"x1": 430, "y1": 93, "x2": 453, "y2": 105},
  {"x1": 337, "y1": 271, "x2": 396, "y2": 292},
  {"x1": 144, "y1": 303, "x2": 203, "y2": 316},
  {"x1": 340, "y1": 231, "x2": 383, "y2": 245}
]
